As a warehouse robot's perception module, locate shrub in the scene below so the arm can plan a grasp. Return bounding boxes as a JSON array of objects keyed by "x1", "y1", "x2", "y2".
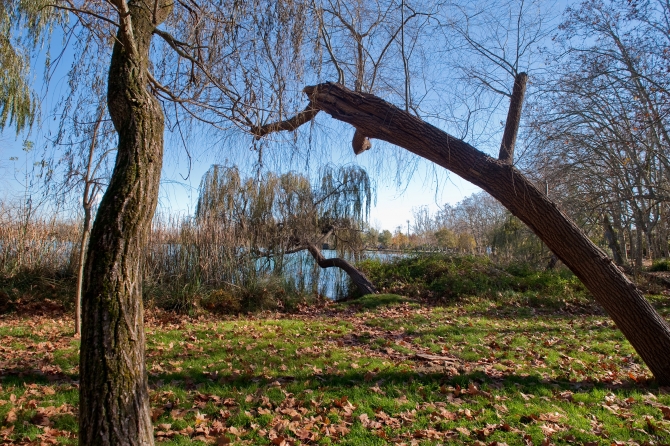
[
  {"x1": 201, "y1": 289, "x2": 242, "y2": 314},
  {"x1": 148, "y1": 278, "x2": 205, "y2": 313},
  {"x1": 198, "y1": 275, "x2": 322, "y2": 315},
  {"x1": 356, "y1": 253, "x2": 589, "y2": 302},
  {"x1": 650, "y1": 259, "x2": 670, "y2": 272}
]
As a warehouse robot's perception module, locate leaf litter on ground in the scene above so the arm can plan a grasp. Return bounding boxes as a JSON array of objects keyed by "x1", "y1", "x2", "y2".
[{"x1": 0, "y1": 294, "x2": 669, "y2": 445}]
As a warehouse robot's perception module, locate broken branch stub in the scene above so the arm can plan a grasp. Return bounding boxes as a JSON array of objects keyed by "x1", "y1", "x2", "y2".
[
  {"x1": 498, "y1": 72, "x2": 528, "y2": 164},
  {"x1": 352, "y1": 129, "x2": 372, "y2": 155}
]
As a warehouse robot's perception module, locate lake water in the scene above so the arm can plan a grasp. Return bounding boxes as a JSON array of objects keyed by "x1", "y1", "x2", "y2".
[{"x1": 281, "y1": 249, "x2": 404, "y2": 299}]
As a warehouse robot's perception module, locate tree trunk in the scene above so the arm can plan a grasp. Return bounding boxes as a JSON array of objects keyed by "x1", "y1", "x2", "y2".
[
  {"x1": 79, "y1": 0, "x2": 170, "y2": 443},
  {"x1": 75, "y1": 109, "x2": 105, "y2": 337},
  {"x1": 612, "y1": 206, "x2": 628, "y2": 263},
  {"x1": 302, "y1": 243, "x2": 377, "y2": 296},
  {"x1": 545, "y1": 254, "x2": 558, "y2": 270},
  {"x1": 303, "y1": 82, "x2": 670, "y2": 384},
  {"x1": 603, "y1": 214, "x2": 625, "y2": 267},
  {"x1": 74, "y1": 205, "x2": 91, "y2": 336},
  {"x1": 635, "y1": 226, "x2": 644, "y2": 275}
]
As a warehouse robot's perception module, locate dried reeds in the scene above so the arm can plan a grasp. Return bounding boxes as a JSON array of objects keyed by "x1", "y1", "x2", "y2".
[{"x1": 0, "y1": 201, "x2": 79, "y2": 277}]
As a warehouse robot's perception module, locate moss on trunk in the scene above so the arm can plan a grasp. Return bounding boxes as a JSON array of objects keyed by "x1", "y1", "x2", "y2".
[{"x1": 78, "y1": 1, "x2": 171, "y2": 444}]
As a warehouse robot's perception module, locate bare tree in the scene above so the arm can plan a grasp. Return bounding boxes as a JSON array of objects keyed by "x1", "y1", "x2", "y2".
[
  {"x1": 69, "y1": 107, "x2": 115, "y2": 336},
  {"x1": 527, "y1": 0, "x2": 670, "y2": 269}
]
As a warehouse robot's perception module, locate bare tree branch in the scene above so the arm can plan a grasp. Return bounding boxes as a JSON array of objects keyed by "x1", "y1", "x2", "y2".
[{"x1": 252, "y1": 102, "x2": 320, "y2": 139}]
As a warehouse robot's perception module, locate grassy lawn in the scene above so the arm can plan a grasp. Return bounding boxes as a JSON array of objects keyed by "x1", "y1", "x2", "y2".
[{"x1": 1, "y1": 293, "x2": 670, "y2": 445}]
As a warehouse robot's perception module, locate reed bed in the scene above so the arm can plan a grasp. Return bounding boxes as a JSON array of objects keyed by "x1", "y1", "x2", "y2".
[
  {"x1": 144, "y1": 212, "x2": 327, "y2": 311},
  {"x1": 0, "y1": 202, "x2": 80, "y2": 277},
  {"x1": 0, "y1": 203, "x2": 329, "y2": 313}
]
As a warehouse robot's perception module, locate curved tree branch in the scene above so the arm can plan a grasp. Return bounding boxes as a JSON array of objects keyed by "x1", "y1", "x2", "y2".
[
  {"x1": 252, "y1": 102, "x2": 320, "y2": 139},
  {"x1": 298, "y1": 81, "x2": 670, "y2": 384},
  {"x1": 286, "y1": 226, "x2": 377, "y2": 296}
]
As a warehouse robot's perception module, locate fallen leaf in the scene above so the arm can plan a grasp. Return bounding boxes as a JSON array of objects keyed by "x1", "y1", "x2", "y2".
[
  {"x1": 658, "y1": 405, "x2": 670, "y2": 420},
  {"x1": 216, "y1": 435, "x2": 231, "y2": 445},
  {"x1": 151, "y1": 407, "x2": 165, "y2": 422},
  {"x1": 539, "y1": 412, "x2": 565, "y2": 422},
  {"x1": 4, "y1": 409, "x2": 17, "y2": 424},
  {"x1": 455, "y1": 426, "x2": 470, "y2": 436},
  {"x1": 31, "y1": 412, "x2": 50, "y2": 426}
]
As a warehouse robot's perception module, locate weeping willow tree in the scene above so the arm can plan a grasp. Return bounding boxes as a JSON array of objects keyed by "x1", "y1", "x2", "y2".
[
  {"x1": 195, "y1": 164, "x2": 377, "y2": 295},
  {"x1": 0, "y1": 0, "x2": 60, "y2": 132}
]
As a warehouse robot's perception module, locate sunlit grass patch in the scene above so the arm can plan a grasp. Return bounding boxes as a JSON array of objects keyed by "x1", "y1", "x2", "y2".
[{"x1": 341, "y1": 293, "x2": 417, "y2": 310}]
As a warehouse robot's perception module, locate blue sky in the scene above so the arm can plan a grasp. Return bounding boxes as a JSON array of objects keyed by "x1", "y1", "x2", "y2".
[
  {"x1": 0, "y1": 26, "x2": 484, "y2": 231},
  {"x1": 0, "y1": 126, "x2": 482, "y2": 232},
  {"x1": 6, "y1": 0, "x2": 571, "y2": 232}
]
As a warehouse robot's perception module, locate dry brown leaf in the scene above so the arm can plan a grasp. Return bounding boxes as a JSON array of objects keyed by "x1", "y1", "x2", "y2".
[
  {"x1": 151, "y1": 407, "x2": 165, "y2": 422},
  {"x1": 31, "y1": 412, "x2": 50, "y2": 426},
  {"x1": 494, "y1": 403, "x2": 509, "y2": 413},
  {"x1": 216, "y1": 434, "x2": 231, "y2": 445},
  {"x1": 539, "y1": 423, "x2": 557, "y2": 435},
  {"x1": 538, "y1": 412, "x2": 565, "y2": 422},
  {"x1": 455, "y1": 426, "x2": 470, "y2": 436},
  {"x1": 4, "y1": 408, "x2": 17, "y2": 424},
  {"x1": 0, "y1": 425, "x2": 14, "y2": 439}
]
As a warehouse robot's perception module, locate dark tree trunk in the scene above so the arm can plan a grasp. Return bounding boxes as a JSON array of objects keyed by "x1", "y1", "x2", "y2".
[
  {"x1": 498, "y1": 73, "x2": 527, "y2": 164},
  {"x1": 612, "y1": 206, "x2": 628, "y2": 263},
  {"x1": 303, "y1": 82, "x2": 670, "y2": 384},
  {"x1": 79, "y1": 1, "x2": 170, "y2": 444},
  {"x1": 307, "y1": 244, "x2": 377, "y2": 296},
  {"x1": 300, "y1": 243, "x2": 377, "y2": 296},
  {"x1": 635, "y1": 225, "x2": 644, "y2": 275},
  {"x1": 545, "y1": 254, "x2": 558, "y2": 270},
  {"x1": 603, "y1": 214, "x2": 626, "y2": 266}
]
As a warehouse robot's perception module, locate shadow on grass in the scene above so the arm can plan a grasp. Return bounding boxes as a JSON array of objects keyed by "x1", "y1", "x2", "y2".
[{"x1": 0, "y1": 369, "x2": 77, "y2": 387}]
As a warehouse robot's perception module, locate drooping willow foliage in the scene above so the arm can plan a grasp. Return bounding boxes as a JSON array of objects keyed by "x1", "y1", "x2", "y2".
[
  {"x1": 0, "y1": 0, "x2": 61, "y2": 132},
  {"x1": 196, "y1": 163, "x2": 372, "y2": 255},
  {"x1": 145, "y1": 164, "x2": 373, "y2": 300}
]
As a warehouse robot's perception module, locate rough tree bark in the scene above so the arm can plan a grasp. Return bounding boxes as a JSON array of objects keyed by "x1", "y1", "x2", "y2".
[
  {"x1": 78, "y1": 0, "x2": 171, "y2": 443},
  {"x1": 498, "y1": 73, "x2": 527, "y2": 164},
  {"x1": 302, "y1": 82, "x2": 670, "y2": 384}
]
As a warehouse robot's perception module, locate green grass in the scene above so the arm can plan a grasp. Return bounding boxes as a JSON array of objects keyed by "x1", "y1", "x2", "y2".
[
  {"x1": 1, "y1": 290, "x2": 670, "y2": 445},
  {"x1": 340, "y1": 293, "x2": 416, "y2": 309},
  {"x1": 357, "y1": 254, "x2": 590, "y2": 305}
]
